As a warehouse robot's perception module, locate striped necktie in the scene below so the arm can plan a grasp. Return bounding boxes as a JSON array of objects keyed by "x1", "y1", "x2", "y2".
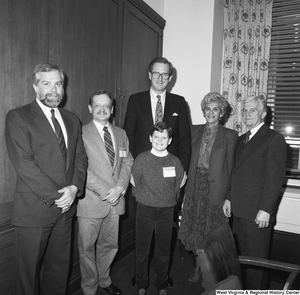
[
  {"x1": 51, "y1": 109, "x2": 67, "y2": 163},
  {"x1": 103, "y1": 126, "x2": 115, "y2": 167}
]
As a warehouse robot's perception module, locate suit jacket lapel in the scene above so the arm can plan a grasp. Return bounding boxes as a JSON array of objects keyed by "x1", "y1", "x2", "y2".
[
  {"x1": 236, "y1": 124, "x2": 267, "y2": 168},
  {"x1": 163, "y1": 93, "x2": 173, "y2": 121},
  {"x1": 60, "y1": 111, "x2": 74, "y2": 171},
  {"x1": 31, "y1": 101, "x2": 66, "y2": 162},
  {"x1": 210, "y1": 123, "x2": 223, "y2": 158},
  {"x1": 88, "y1": 121, "x2": 112, "y2": 169},
  {"x1": 110, "y1": 125, "x2": 119, "y2": 170},
  {"x1": 192, "y1": 126, "x2": 205, "y2": 166},
  {"x1": 142, "y1": 92, "x2": 154, "y2": 125}
]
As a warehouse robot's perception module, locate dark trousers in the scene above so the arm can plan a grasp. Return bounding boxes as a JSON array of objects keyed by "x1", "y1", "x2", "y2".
[
  {"x1": 232, "y1": 215, "x2": 272, "y2": 289},
  {"x1": 135, "y1": 203, "x2": 174, "y2": 290},
  {"x1": 14, "y1": 214, "x2": 73, "y2": 295}
]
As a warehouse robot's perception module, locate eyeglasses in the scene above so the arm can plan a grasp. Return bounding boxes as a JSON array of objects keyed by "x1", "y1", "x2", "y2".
[
  {"x1": 151, "y1": 72, "x2": 170, "y2": 80},
  {"x1": 92, "y1": 104, "x2": 111, "y2": 111}
]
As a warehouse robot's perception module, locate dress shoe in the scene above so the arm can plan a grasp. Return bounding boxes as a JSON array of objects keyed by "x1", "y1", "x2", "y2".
[
  {"x1": 102, "y1": 283, "x2": 122, "y2": 295},
  {"x1": 132, "y1": 275, "x2": 173, "y2": 287}
]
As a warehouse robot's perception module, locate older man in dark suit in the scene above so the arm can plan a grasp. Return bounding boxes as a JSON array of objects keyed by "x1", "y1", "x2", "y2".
[
  {"x1": 223, "y1": 95, "x2": 287, "y2": 289},
  {"x1": 5, "y1": 63, "x2": 87, "y2": 295},
  {"x1": 123, "y1": 57, "x2": 191, "y2": 173}
]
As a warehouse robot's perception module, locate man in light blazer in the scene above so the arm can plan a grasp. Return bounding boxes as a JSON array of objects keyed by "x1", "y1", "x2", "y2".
[
  {"x1": 77, "y1": 90, "x2": 133, "y2": 295},
  {"x1": 123, "y1": 57, "x2": 191, "y2": 173},
  {"x1": 223, "y1": 95, "x2": 287, "y2": 289},
  {"x1": 5, "y1": 63, "x2": 87, "y2": 295}
]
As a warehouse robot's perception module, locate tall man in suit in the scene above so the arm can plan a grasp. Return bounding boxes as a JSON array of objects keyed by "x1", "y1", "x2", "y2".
[
  {"x1": 223, "y1": 95, "x2": 287, "y2": 289},
  {"x1": 77, "y1": 90, "x2": 133, "y2": 295},
  {"x1": 5, "y1": 63, "x2": 87, "y2": 295},
  {"x1": 123, "y1": 57, "x2": 191, "y2": 288},
  {"x1": 123, "y1": 57, "x2": 191, "y2": 173}
]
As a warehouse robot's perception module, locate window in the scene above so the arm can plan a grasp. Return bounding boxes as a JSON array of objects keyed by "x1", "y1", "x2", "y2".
[{"x1": 267, "y1": 0, "x2": 300, "y2": 178}]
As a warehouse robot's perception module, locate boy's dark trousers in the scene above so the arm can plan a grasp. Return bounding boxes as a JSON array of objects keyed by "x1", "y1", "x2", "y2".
[{"x1": 135, "y1": 203, "x2": 174, "y2": 290}]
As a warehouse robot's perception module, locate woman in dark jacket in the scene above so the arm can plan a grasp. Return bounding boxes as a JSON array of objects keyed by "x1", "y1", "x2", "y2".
[{"x1": 178, "y1": 92, "x2": 238, "y2": 282}]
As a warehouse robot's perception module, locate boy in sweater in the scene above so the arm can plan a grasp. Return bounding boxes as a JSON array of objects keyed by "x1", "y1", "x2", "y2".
[{"x1": 131, "y1": 121, "x2": 185, "y2": 295}]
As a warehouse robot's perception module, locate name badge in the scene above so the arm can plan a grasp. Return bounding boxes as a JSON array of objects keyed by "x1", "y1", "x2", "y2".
[
  {"x1": 163, "y1": 166, "x2": 176, "y2": 177},
  {"x1": 119, "y1": 149, "x2": 127, "y2": 158}
]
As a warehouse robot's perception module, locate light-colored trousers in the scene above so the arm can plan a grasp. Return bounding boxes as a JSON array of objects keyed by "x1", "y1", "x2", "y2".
[{"x1": 78, "y1": 208, "x2": 119, "y2": 295}]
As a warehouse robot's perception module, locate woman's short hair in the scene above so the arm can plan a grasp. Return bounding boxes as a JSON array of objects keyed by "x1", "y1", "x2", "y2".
[
  {"x1": 201, "y1": 92, "x2": 229, "y2": 116},
  {"x1": 150, "y1": 121, "x2": 173, "y2": 138}
]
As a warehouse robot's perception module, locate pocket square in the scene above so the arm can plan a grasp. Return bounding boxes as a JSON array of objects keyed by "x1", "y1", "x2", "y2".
[{"x1": 172, "y1": 113, "x2": 178, "y2": 116}]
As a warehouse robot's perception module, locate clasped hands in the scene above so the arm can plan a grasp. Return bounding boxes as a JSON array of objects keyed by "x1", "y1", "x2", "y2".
[
  {"x1": 102, "y1": 186, "x2": 124, "y2": 206},
  {"x1": 55, "y1": 185, "x2": 78, "y2": 213},
  {"x1": 222, "y1": 200, "x2": 270, "y2": 229}
]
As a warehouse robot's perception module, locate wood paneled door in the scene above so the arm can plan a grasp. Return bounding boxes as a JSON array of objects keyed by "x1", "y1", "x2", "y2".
[{"x1": 0, "y1": 0, "x2": 165, "y2": 294}]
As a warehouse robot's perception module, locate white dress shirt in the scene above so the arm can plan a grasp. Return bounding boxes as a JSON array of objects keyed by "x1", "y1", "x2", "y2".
[
  {"x1": 248, "y1": 122, "x2": 264, "y2": 141},
  {"x1": 36, "y1": 99, "x2": 68, "y2": 148},
  {"x1": 150, "y1": 88, "x2": 166, "y2": 124},
  {"x1": 93, "y1": 120, "x2": 116, "y2": 152}
]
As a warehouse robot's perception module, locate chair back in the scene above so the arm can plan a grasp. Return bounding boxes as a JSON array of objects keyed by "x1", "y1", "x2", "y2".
[
  {"x1": 201, "y1": 275, "x2": 242, "y2": 295},
  {"x1": 197, "y1": 223, "x2": 243, "y2": 290}
]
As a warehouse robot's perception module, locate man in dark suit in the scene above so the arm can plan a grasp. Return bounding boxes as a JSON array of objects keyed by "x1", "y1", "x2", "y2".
[
  {"x1": 123, "y1": 57, "x2": 191, "y2": 173},
  {"x1": 123, "y1": 57, "x2": 191, "y2": 288},
  {"x1": 5, "y1": 63, "x2": 87, "y2": 295},
  {"x1": 223, "y1": 95, "x2": 287, "y2": 289},
  {"x1": 77, "y1": 90, "x2": 133, "y2": 295}
]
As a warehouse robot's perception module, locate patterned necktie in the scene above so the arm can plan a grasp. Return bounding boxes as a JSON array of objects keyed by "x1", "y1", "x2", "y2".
[
  {"x1": 51, "y1": 109, "x2": 67, "y2": 163},
  {"x1": 103, "y1": 126, "x2": 115, "y2": 167},
  {"x1": 155, "y1": 95, "x2": 163, "y2": 123}
]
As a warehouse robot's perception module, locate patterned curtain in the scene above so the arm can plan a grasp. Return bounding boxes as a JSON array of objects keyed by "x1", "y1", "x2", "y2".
[{"x1": 222, "y1": 0, "x2": 273, "y2": 134}]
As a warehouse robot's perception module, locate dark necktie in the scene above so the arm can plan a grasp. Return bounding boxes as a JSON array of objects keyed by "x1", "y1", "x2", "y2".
[
  {"x1": 51, "y1": 109, "x2": 67, "y2": 163},
  {"x1": 244, "y1": 130, "x2": 251, "y2": 145},
  {"x1": 238, "y1": 130, "x2": 251, "y2": 160},
  {"x1": 155, "y1": 95, "x2": 163, "y2": 123},
  {"x1": 103, "y1": 126, "x2": 115, "y2": 167}
]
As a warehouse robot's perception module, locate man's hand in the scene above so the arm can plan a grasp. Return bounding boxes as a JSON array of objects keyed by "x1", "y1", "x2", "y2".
[
  {"x1": 180, "y1": 171, "x2": 187, "y2": 188},
  {"x1": 223, "y1": 199, "x2": 231, "y2": 218},
  {"x1": 102, "y1": 186, "x2": 124, "y2": 206},
  {"x1": 255, "y1": 210, "x2": 270, "y2": 229},
  {"x1": 55, "y1": 185, "x2": 78, "y2": 213}
]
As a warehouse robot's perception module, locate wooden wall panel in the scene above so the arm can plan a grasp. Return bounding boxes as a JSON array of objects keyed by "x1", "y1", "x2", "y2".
[
  {"x1": 0, "y1": 0, "x2": 49, "y2": 204},
  {"x1": 47, "y1": 0, "x2": 122, "y2": 125},
  {"x1": 0, "y1": 0, "x2": 165, "y2": 293}
]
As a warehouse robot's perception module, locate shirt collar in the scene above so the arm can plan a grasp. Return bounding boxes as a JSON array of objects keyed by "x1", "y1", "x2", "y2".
[
  {"x1": 248, "y1": 122, "x2": 264, "y2": 139},
  {"x1": 36, "y1": 98, "x2": 58, "y2": 113},
  {"x1": 150, "y1": 88, "x2": 166, "y2": 100},
  {"x1": 151, "y1": 148, "x2": 168, "y2": 157},
  {"x1": 93, "y1": 120, "x2": 110, "y2": 130}
]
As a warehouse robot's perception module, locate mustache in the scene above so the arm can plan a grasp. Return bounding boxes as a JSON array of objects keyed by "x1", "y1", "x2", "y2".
[{"x1": 45, "y1": 92, "x2": 62, "y2": 100}]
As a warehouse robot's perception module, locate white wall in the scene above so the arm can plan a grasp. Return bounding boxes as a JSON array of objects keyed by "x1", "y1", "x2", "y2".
[
  {"x1": 144, "y1": 0, "x2": 222, "y2": 125},
  {"x1": 143, "y1": 0, "x2": 164, "y2": 16}
]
